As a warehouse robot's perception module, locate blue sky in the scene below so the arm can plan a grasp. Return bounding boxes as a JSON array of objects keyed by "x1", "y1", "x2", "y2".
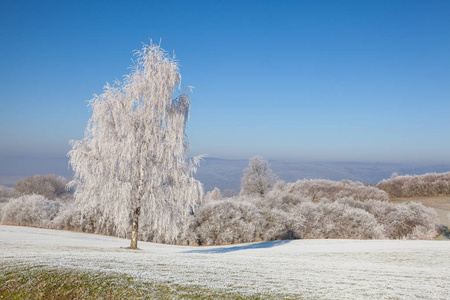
[{"x1": 1, "y1": 0, "x2": 449, "y2": 165}]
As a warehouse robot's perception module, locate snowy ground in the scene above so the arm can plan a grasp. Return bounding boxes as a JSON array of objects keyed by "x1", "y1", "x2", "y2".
[{"x1": 1, "y1": 225, "x2": 449, "y2": 299}]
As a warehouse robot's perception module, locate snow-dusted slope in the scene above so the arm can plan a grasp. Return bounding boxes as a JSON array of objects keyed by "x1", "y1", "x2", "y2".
[{"x1": 1, "y1": 225, "x2": 449, "y2": 299}]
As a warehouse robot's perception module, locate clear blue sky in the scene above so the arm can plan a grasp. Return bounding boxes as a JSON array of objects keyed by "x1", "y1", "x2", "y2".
[{"x1": 1, "y1": 0, "x2": 449, "y2": 164}]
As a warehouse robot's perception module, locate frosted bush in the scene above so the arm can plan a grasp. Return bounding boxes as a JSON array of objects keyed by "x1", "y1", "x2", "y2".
[
  {"x1": 188, "y1": 183, "x2": 438, "y2": 245},
  {"x1": 14, "y1": 174, "x2": 71, "y2": 201},
  {"x1": 0, "y1": 194, "x2": 61, "y2": 227},
  {"x1": 318, "y1": 201, "x2": 385, "y2": 239},
  {"x1": 263, "y1": 191, "x2": 312, "y2": 211},
  {"x1": 0, "y1": 185, "x2": 21, "y2": 203},
  {"x1": 191, "y1": 199, "x2": 266, "y2": 245},
  {"x1": 273, "y1": 200, "x2": 385, "y2": 239},
  {"x1": 376, "y1": 172, "x2": 450, "y2": 197},
  {"x1": 279, "y1": 179, "x2": 389, "y2": 202},
  {"x1": 1, "y1": 172, "x2": 440, "y2": 244},
  {"x1": 290, "y1": 202, "x2": 322, "y2": 238},
  {"x1": 190, "y1": 195, "x2": 389, "y2": 245},
  {"x1": 385, "y1": 202, "x2": 439, "y2": 239},
  {"x1": 334, "y1": 198, "x2": 439, "y2": 239},
  {"x1": 261, "y1": 209, "x2": 296, "y2": 240},
  {"x1": 50, "y1": 202, "x2": 82, "y2": 231},
  {"x1": 407, "y1": 225, "x2": 439, "y2": 240}
]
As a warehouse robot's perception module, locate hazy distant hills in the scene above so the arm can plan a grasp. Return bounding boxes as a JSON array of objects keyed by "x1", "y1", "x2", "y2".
[
  {"x1": 194, "y1": 158, "x2": 450, "y2": 192},
  {"x1": 0, "y1": 157, "x2": 73, "y2": 186},
  {"x1": 1, "y1": 156, "x2": 450, "y2": 191}
]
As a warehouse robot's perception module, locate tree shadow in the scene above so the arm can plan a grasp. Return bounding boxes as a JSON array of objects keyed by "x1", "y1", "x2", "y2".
[{"x1": 183, "y1": 240, "x2": 291, "y2": 254}]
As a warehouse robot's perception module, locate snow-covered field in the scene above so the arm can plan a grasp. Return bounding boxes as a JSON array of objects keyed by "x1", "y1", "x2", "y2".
[{"x1": 1, "y1": 225, "x2": 449, "y2": 299}]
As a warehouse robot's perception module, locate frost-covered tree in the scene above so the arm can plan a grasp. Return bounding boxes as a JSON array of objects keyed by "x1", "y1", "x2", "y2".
[
  {"x1": 68, "y1": 42, "x2": 203, "y2": 249},
  {"x1": 204, "y1": 187, "x2": 222, "y2": 202},
  {"x1": 15, "y1": 174, "x2": 69, "y2": 200},
  {"x1": 0, "y1": 185, "x2": 21, "y2": 203},
  {"x1": 240, "y1": 156, "x2": 277, "y2": 197}
]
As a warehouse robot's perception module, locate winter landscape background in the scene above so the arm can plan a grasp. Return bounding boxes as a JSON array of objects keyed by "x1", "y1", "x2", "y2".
[{"x1": 1, "y1": 0, "x2": 450, "y2": 298}]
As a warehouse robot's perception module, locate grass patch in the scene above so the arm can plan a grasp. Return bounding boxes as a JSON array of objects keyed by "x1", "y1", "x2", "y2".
[{"x1": 0, "y1": 263, "x2": 271, "y2": 299}]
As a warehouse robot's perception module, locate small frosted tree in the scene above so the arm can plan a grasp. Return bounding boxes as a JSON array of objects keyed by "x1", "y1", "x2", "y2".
[
  {"x1": 15, "y1": 174, "x2": 69, "y2": 200},
  {"x1": 68, "y1": 42, "x2": 203, "y2": 249},
  {"x1": 204, "y1": 187, "x2": 223, "y2": 202},
  {"x1": 240, "y1": 155, "x2": 277, "y2": 197}
]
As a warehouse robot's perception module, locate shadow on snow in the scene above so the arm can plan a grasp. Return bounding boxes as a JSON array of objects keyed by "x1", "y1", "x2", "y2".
[{"x1": 183, "y1": 240, "x2": 291, "y2": 254}]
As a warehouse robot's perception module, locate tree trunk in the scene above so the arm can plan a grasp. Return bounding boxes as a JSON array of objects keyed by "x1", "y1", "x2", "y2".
[{"x1": 130, "y1": 207, "x2": 141, "y2": 249}]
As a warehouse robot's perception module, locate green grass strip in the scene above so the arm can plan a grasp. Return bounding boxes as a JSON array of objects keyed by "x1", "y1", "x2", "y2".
[{"x1": 0, "y1": 263, "x2": 275, "y2": 300}]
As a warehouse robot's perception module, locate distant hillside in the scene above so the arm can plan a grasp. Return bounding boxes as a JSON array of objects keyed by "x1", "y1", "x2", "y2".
[
  {"x1": 0, "y1": 157, "x2": 72, "y2": 187},
  {"x1": 1, "y1": 156, "x2": 450, "y2": 192},
  {"x1": 194, "y1": 158, "x2": 450, "y2": 192}
]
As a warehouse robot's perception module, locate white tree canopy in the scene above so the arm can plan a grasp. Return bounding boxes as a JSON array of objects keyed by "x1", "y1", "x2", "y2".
[
  {"x1": 204, "y1": 187, "x2": 223, "y2": 202},
  {"x1": 240, "y1": 155, "x2": 277, "y2": 197},
  {"x1": 68, "y1": 42, "x2": 203, "y2": 247}
]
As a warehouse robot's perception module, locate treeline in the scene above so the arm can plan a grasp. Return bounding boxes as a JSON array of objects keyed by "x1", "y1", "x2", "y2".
[
  {"x1": 281, "y1": 179, "x2": 389, "y2": 202},
  {"x1": 0, "y1": 175, "x2": 79, "y2": 230},
  {"x1": 376, "y1": 172, "x2": 450, "y2": 197},
  {"x1": 0, "y1": 164, "x2": 442, "y2": 245},
  {"x1": 190, "y1": 180, "x2": 438, "y2": 245}
]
